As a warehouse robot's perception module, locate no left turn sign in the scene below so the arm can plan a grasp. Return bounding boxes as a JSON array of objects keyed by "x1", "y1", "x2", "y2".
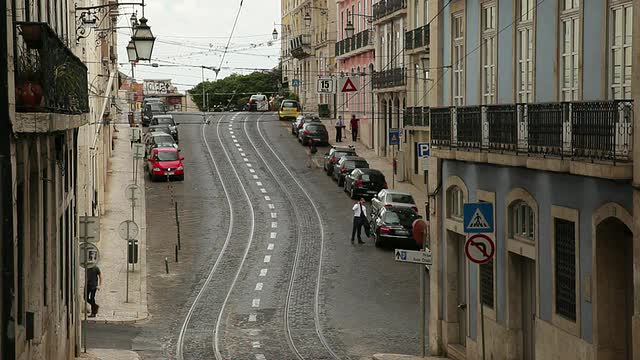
[{"x1": 464, "y1": 234, "x2": 495, "y2": 264}]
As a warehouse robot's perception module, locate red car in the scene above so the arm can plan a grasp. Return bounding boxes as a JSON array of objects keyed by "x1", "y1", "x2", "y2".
[{"x1": 147, "y1": 147, "x2": 184, "y2": 181}]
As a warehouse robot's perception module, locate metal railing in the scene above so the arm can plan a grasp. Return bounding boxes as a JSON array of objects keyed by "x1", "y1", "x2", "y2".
[
  {"x1": 405, "y1": 25, "x2": 430, "y2": 50},
  {"x1": 429, "y1": 100, "x2": 634, "y2": 163},
  {"x1": 372, "y1": 67, "x2": 405, "y2": 89},
  {"x1": 336, "y1": 29, "x2": 372, "y2": 57},
  {"x1": 290, "y1": 34, "x2": 312, "y2": 58},
  {"x1": 14, "y1": 22, "x2": 89, "y2": 114},
  {"x1": 373, "y1": 0, "x2": 407, "y2": 21},
  {"x1": 404, "y1": 106, "x2": 430, "y2": 127}
]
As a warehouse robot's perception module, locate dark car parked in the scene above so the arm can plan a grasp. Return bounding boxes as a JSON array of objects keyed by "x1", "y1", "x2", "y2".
[
  {"x1": 142, "y1": 102, "x2": 167, "y2": 126},
  {"x1": 323, "y1": 146, "x2": 357, "y2": 176},
  {"x1": 149, "y1": 115, "x2": 179, "y2": 142},
  {"x1": 144, "y1": 132, "x2": 177, "y2": 157},
  {"x1": 332, "y1": 156, "x2": 369, "y2": 186},
  {"x1": 291, "y1": 115, "x2": 321, "y2": 136},
  {"x1": 343, "y1": 168, "x2": 387, "y2": 199},
  {"x1": 298, "y1": 122, "x2": 329, "y2": 145},
  {"x1": 370, "y1": 207, "x2": 421, "y2": 248}
]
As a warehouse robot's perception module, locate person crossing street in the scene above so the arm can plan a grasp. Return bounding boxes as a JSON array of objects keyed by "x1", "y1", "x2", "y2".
[{"x1": 351, "y1": 198, "x2": 368, "y2": 244}]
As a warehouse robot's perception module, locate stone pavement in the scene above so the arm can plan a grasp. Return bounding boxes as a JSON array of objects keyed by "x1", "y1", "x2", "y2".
[
  {"x1": 76, "y1": 348, "x2": 139, "y2": 360},
  {"x1": 80, "y1": 120, "x2": 148, "y2": 324},
  {"x1": 371, "y1": 355, "x2": 449, "y2": 360},
  {"x1": 317, "y1": 118, "x2": 429, "y2": 219}
]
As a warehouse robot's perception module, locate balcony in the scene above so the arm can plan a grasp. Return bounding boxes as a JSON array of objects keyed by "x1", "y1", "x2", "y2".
[
  {"x1": 430, "y1": 100, "x2": 634, "y2": 179},
  {"x1": 404, "y1": 106, "x2": 430, "y2": 127},
  {"x1": 373, "y1": 0, "x2": 407, "y2": 23},
  {"x1": 14, "y1": 22, "x2": 89, "y2": 115},
  {"x1": 336, "y1": 29, "x2": 372, "y2": 58},
  {"x1": 405, "y1": 25, "x2": 430, "y2": 51},
  {"x1": 290, "y1": 34, "x2": 312, "y2": 59},
  {"x1": 372, "y1": 67, "x2": 405, "y2": 90}
]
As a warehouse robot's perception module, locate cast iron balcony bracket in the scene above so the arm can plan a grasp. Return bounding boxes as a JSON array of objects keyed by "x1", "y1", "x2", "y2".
[{"x1": 75, "y1": 2, "x2": 146, "y2": 44}]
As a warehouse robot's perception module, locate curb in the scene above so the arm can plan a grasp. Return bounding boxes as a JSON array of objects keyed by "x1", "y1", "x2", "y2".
[{"x1": 85, "y1": 312, "x2": 149, "y2": 325}]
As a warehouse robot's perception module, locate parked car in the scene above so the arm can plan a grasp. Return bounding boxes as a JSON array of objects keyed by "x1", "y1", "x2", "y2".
[
  {"x1": 292, "y1": 115, "x2": 321, "y2": 136},
  {"x1": 291, "y1": 115, "x2": 305, "y2": 135},
  {"x1": 142, "y1": 102, "x2": 167, "y2": 126},
  {"x1": 370, "y1": 207, "x2": 421, "y2": 248},
  {"x1": 298, "y1": 122, "x2": 329, "y2": 145},
  {"x1": 278, "y1": 99, "x2": 301, "y2": 120},
  {"x1": 144, "y1": 132, "x2": 178, "y2": 157},
  {"x1": 248, "y1": 94, "x2": 269, "y2": 111},
  {"x1": 371, "y1": 189, "x2": 418, "y2": 214},
  {"x1": 323, "y1": 146, "x2": 357, "y2": 176},
  {"x1": 343, "y1": 168, "x2": 387, "y2": 199},
  {"x1": 147, "y1": 147, "x2": 185, "y2": 181},
  {"x1": 332, "y1": 156, "x2": 369, "y2": 186},
  {"x1": 149, "y1": 115, "x2": 179, "y2": 142}
]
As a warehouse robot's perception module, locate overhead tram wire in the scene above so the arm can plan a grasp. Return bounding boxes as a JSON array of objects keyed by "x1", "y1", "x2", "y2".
[{"x1": 216, "y1": 0, "x2": 245, "y2": 80}]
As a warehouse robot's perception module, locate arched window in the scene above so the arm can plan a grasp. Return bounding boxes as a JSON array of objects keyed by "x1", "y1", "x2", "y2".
[
  {"x1": 510, "y1": 200, "x2": 534, "y2": 241},
  {"x1": 447, "y1": 186, "x2": 463, "y2": 219}
]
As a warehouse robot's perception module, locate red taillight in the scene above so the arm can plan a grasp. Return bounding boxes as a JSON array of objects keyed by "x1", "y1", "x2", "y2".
[
  {"x1": 330, "y1": 158, "x2": 337, "y2": 163},
  {"x1": 384, "y1": 204, "x2": 393, "y2": 209},
  {"x1": 379, "y1": 226, "x2": 392, "y2": 234},
  {"x1": 383, "y1": 182, "x2": 388, "y2": 189},
  {"x1": 303, "y1": 130, "x2": 310, "y2": 134},
  {"x1": 249, "y1": 99, "x2": 254, "y2": 104},
  {"x1": 341, "y1": 168, "x2": 347, "y2": 174},
  {"x1": 412, "y1": 206, "x2": 419, "y2": 212},
  {"x1": 356, "y1": 180, "x2": 363, "y2": 187}
]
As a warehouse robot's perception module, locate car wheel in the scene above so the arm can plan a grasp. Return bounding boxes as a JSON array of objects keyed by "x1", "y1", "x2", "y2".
[
  {"x1": 374, "y1": 231, "x2": 382, "y2": 247},
  {"x1": 338, "y1": 177, "x2": 344, "y2": 187}
]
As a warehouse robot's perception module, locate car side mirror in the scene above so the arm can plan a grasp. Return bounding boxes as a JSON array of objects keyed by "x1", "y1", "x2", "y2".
[
  {"x1": 148, "y1": 157, "x2": 154, "y2": 162},
  {"x1": 180, "y1": 156, "x2": 185, "y2": 161}
]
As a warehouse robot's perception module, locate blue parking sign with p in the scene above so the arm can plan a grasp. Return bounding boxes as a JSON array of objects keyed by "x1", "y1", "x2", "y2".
[{"x1": 417, "y1": 142, "x2": 430, "y2": 157}]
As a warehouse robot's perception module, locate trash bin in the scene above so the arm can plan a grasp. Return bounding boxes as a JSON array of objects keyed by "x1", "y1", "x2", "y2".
[{"x1": 318, "y1": 104, "x2": 330, "y2": 118}]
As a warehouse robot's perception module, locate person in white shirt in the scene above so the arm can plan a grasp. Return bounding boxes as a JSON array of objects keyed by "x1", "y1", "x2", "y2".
[
  {"x1": 351, "y1": 198, "x2": 368, "y2": 244},
  {"x1": 335, "y1": 116, "x2": 345, "y2": 142}
]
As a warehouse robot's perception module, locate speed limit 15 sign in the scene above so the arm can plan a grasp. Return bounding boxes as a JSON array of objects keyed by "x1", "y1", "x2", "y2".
[{"x1": 316, "y1": 78, "x2": 336, "y2": 94}]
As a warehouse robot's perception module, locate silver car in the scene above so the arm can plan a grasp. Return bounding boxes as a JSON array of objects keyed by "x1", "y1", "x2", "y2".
[{"x1": 370, "y1": 189, "x2": 418, "y2": 214}]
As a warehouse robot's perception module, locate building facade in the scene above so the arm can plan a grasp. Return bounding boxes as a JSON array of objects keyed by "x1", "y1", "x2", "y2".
[
  {"x1": 1, "y1": 0, "x2": 117, "y2": 358},
  {"x1": 427, "y1": 1, "x2": 639, "y2": 360},
  {"x1": 335, "y1": 0, "x2": 375, "y2": 146}
]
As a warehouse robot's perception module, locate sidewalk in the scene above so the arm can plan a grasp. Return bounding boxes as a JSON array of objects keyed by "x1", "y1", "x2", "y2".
[
  {"x1": 318, "y1": 119, "x2": 429, "y2": 219},
  {"x1": 371, "y1": 355, "x2": 449, "y2": 360},
  {"x1": 80, "y1": 119, "x2": 148, "y2": 323},
  {"x1": 76, "y1": 349, "x2": 139, "y2": 360}
]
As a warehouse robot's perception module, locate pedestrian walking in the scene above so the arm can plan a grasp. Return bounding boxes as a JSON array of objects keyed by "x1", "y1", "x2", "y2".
[
  {"x1": 351, "y1": 197, "x2": 368, "y2": 244},
  {"x1": 307, "y1": 139, "x2": 318, "y2": 168},
  {"x1": 335, "y1": 116, "x2": 345, "y2": 142},
  {"x1": 86, "y1": 266, "x2": 102, "y2": 318},
  {"x1": 350, "y1": 114, "x2": 359, "y2": 142}
]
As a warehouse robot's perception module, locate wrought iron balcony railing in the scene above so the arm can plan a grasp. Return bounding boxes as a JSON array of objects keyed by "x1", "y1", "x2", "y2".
[
  {"x1": 372, "y1": 67, "x2": 405, "y2": 89},
  {"x1": 404, "y1": 106, "x2": 430, "y2": 127},
  {"x1": 14, "y1": 22, "x2": 89, "y2": 114},
  {"x1": 405, "y1": 24, "x2": 430, "y2": 50},
  {"x1": 336, "y1": 29, "x2": 372, "y2": 57},
  {"x1": 429, "y1": 100, "x2": 633, "y2": 163},
  {"x1": 373, "y1": 0, "x2": 407, "y2": 22},
  {"x1": 290, "y1": 34, "x2": 312, "y2": 59}
]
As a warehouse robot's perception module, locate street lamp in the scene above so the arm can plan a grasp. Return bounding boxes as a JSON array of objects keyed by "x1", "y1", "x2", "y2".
[
  {"x1": 131, "y1": 17, "x2": 156, "y2": 61},
  {"x1": 344, "y1": 19, "x2": 355, "y2": 38},
  {"x1": 130, "y1": 12, "x2": 138, "y2": 28},
  {"x1": 304, "y1": 12, "x2": 311, "y2": 27},
  {"x1": 126, "y1": 40, "x2": 137, "y2": 63},
  {"x1": 272, "y1": 28, "x2": 278, "y2": 40}
]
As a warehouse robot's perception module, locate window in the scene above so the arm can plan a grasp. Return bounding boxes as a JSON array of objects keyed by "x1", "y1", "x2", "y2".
[
  {"x1": 447, "y1": 186, "x2": 463, "y2": 219},
  {"x1": 511, "y1": 201, "x2": 534, "y2": 241},
  {"x1": 516, "y1": 0, "x2": 534, "y2": 102},
  {"x1": 481, "y1": 3, "x2": 497, "y2": 104},
  {"x1": 480, "y1": 259, "x2": 494, "y2": 308},
  {"x1": 560, "y1": 0, "x2": 580, "y2": 101},
  {"x1": 424, "y1": 0, "x2": 429, "y2": 25},
  {"x1": 555, "y1": 218, "x2": 576, "y2": 321},
  {"x1": 610, "y1": 3, "x2": 632, "y2": 99},
  {"x1": 452, "y1": 13, "x2": 465, "y2": 105}
]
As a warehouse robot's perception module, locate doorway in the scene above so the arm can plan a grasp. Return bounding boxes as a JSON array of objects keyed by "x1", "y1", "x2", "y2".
[
  {"x1": 520, "y1": 257, "x2": 536, "y2": 360},
  {"x1": 447, "y1": 230, "x2": 467, "y2": 347},
  {"x1": 595, "y1": 217, "x2": 633, "y2": 360}
]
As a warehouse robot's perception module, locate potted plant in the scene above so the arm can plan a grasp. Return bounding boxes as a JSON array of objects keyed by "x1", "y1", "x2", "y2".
[{"x1": 15, "y1": 49, "x2": 43, "y2": 109}]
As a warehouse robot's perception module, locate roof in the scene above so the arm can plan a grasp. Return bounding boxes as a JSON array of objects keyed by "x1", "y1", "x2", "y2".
[
  {"x1": 383, "y1": 189, "x2": 414, "y2": 196},
  {"x1": 331, "y1": 146, "x2": 357, "y2": 152},
  {"x1": 360, "y1": 168, "x2": 383, "y2": 174},
  {"x1": 341, "y1": 156, "x2": 366, "y2": 161}
]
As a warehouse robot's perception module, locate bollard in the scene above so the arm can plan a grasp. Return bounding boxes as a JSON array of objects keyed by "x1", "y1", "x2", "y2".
[
  {"x1": 175, "y1": 245, "x2": 179, "y2": 263},
  {"x1": 165, "y1": 257, "x2": 169, "y2": 274},
  {"x1": 175, "y1": 202, "x2": 181, "y2": 250}
]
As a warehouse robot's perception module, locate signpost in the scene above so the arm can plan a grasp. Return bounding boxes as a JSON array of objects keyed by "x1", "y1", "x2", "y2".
[
  {"x1": 463, "y1": 202, "x2": 495, "y2": 360},
  {"x1": 388, "y1": 128, "x2": 400, "y2": 189},
  {"x1": 118, "y1": 219, "x2": 139, "y2": 302},
  {"x1": 316, "y1": 77, "x2": 336, "y2": 94}
]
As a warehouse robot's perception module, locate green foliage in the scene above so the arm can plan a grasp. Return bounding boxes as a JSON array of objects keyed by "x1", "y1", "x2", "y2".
[{"x1": 190, "y1": 68, "x2": 282, "y2": 111}]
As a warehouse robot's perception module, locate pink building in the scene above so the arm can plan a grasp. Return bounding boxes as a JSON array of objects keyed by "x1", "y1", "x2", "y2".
[{"x1": 335, "y1": 0, "x2": 375, "y2": 148}]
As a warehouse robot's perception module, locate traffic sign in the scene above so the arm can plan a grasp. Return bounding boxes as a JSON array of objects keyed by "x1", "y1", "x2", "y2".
[
  {"x1": 463, "y1": 202, "x2": 494, "y2": 233},
  {"x1": 132, "y1": 143, "x2": 145, "y2": 159},
  {"x1": 292, "y1": 79, "x2": 300, "y2": 87},
  {"x1": 125, "y1": 184, "x2": 142, "y2": 202},
  {"x1": 79, "y1": 242, "x2": 100, "y2": 268},
  {"x1": 130, "y1": 127, "x2": 141, "y2": 142},
  {"x1": 316, "y1": 77, "x2": 336, "y2": 94},
  {"x1": 464, "y1": 234, "x2": 495, "y2": 264},
  {"x1": 389, "y1": 128, "x2": 400, "y2": 145},
  {"x1": 417, "y1": 142, "x2": 430, "y2": 157},
  {"x1": 79, "y1": 216, "x2": 100, "y2": 243},
  {"x1": 118, "y1": 220, "x2": 139, "y2": 240},
  {"x1": 394, "y1": 249, "x2": 433, "y2": 265},
  {"x1": 339, "y1": 77, "x2": 359, "y2": 93}
]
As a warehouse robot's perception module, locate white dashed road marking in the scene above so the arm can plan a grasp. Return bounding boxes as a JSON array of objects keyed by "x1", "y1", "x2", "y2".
[
  {"x1": 255, "y1": 283, "x2": 263, "y2": 291},
  {"x1": 248, "y1": 314, "x2": 257, "y2": 322},
  {"x1": 259, "y1": 269, "x2": 268, "y2": 276},
  {"x1": 233, "y1": 139, "x2": 238, "y2": 143},
  {"x1": 260, "y1": 188, "x2": 267, "y2": 193},
  {"x1": 263, "y1": 255, "x2": 271, "y2": 263},
  {"x1": 252, "y1": 299, "x2": 260, "y2": 307},
  {"x1": 231, "y1": 135, "x2": 236, "y2": 138},
  {"x1": 244, "y1": 158, "x2": 249, "y2": 162},
  {"x1": 267, "y1": 243, "x2": 274, "y2": 250},
  {"x1": 241, "y1": 153, "x2": 246, "y2": 156},
  {"x1": 271, "y1": 212, "x2": 277, "y2": 218},
  {"x1": 270, "y1": 232, "x2": 276, "y2": 239},
  {"x1": 238, "y1": 148, "x2": 243, "y2": 152},
  {"x1": 252, "y1": 341, "x2": 261, "y2": 348},
  {"x1": 249, "y1": 169, "x2": 255, "y2": 173},
  {"x1": 247, "y1": 164, "x2": 252, "y2": 167},
  {"x1": 256, "y1": 181, "x2": 262, "y2": 186},
  {"x1": 268, "y1": 204, "x2": 275, "y2": 209},
  {"x1": 271, "y1": 222, "x2": 277, "y2": 228},
  {"x1": 264, "y1": 196, "x2": 270, "y2": 201},
  {"x1": 256, "y1": 355, "x2": 266, "y2": 360},
  {"x1": 253, "y1": 175, "x2": 259, "y2": 179}
]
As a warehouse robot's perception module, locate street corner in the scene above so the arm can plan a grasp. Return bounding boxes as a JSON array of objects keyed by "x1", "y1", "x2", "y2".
[{"x1": 76, "y1": 348, "x2": 140, "y2": 360}]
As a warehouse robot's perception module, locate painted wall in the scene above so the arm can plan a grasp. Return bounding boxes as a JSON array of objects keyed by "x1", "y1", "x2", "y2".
[{"x1": 440, "y1": 160, "x2": 633, "y2": 343}]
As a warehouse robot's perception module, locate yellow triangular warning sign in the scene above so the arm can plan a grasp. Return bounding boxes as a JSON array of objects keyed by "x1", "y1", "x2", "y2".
[{"x1": 341, "y1": 78, "x2": 357, "y2": 93}]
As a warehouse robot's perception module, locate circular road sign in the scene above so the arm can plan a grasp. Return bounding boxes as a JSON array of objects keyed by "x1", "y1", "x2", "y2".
[
  {"x1": 412, "y1": 219, "x2": 429, "y2": 248},
  {"x1": 118, "y1": 220, "x2": 139, "y2": 240},
  {"x1": 79, "y1": 242, "x2": 100, "y2": 268},
  {"x1": 464, "y1": 234, "x2": 495, "y2": 264},
  {"x1": 125, "y1": 184, "x2": 142, "y2": 202}
]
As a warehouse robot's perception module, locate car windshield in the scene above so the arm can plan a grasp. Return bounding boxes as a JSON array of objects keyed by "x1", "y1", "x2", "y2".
[
  {"x1": 282, "y1": 101, "x2": 298, "y2": 109},
  {"x1": 156, "y1": 151, "x2": 178, "y2": 161},
  {"x1": 389, "y1": 194, "x2": 416, "y2": 204},
  {"x1": 251, "y1": 95, "x2": 265, "y2": 101},
  {"x1": 154, "y1": 135, "x2": 174, "y2": 144},
  {"x1": 346, "y1": 161, "x2": 369, "y2": 169},
  {"x1": 306, "y1": 125, "x2": 325, "y2": 131},
  {"x1": 384, "y1": 210, "x2": 419, "y2": 226},
  {"x1": 150, "y1": 103, "x2": 165, "y2": 112},
  {"x1": 155, "y1": 118, "x2": 174, "y2": 125}
]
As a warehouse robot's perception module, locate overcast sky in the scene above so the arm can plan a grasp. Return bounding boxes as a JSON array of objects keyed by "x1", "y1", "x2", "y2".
[{"x1": 117, "y1": 0, "x2": 281, "y2": 92}]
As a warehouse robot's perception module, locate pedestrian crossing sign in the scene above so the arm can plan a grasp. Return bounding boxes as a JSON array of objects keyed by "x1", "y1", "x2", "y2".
[{"x1": 463, "y1": 202, "x2": 494, "y2": 233}]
